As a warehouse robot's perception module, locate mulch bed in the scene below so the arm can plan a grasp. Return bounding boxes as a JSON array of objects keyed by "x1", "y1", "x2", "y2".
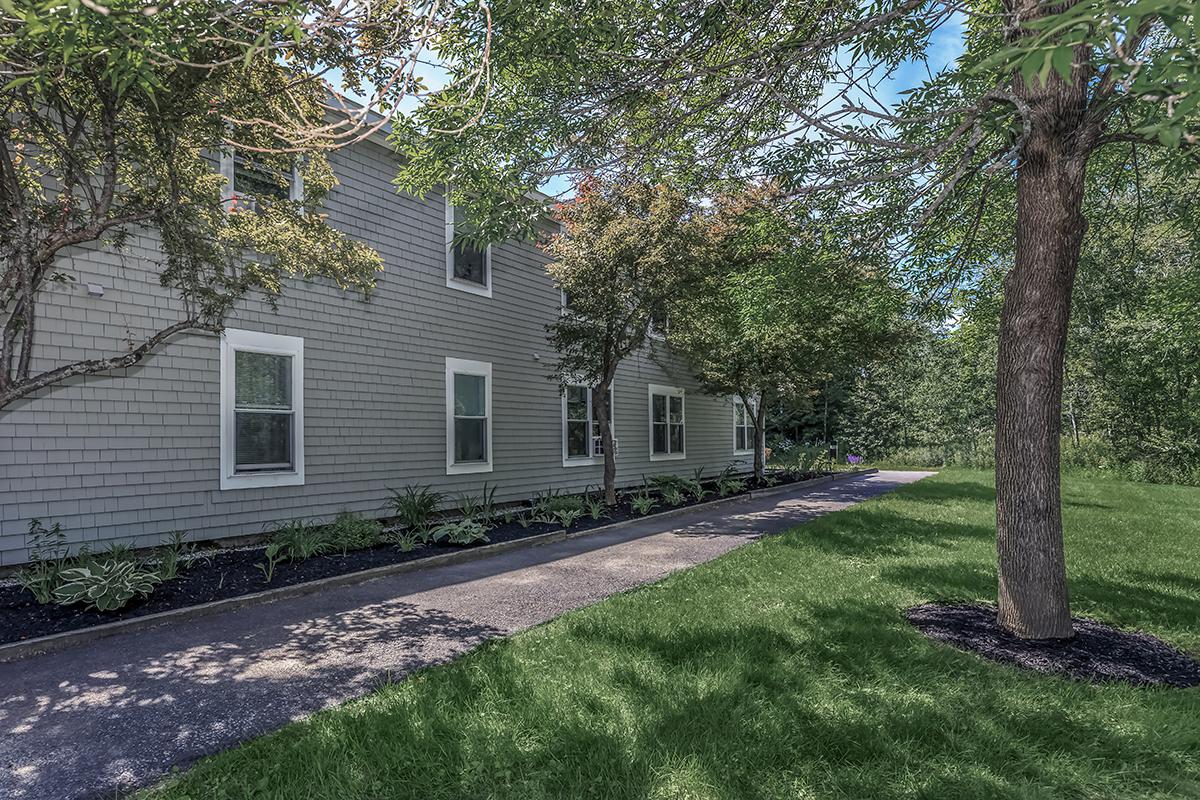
[
  {"x1": 0, "y1": 471, "x2": 824, "y2": 646},
  {"x1": 906, "y1": 602, "x2": 1200, "y2": 688}
]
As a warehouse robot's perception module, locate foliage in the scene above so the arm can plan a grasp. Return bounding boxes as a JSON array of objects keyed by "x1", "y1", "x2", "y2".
[
  {"x1": 155, "y1": 531, "x2": 194, "y2": 582},
  {"x1": 647, "y1": 474, "x2": 701, "y2": 505},
  {"x1": 455, "y1": 484, "x2": 498, "y2": 523},
  {"x1": 551, "y1": 508, "x2": 584, "y2": 529},
  {"x1": 716, "y1": 466, "x2": 748, "y2": 498},
  {"x1": 14, "y1": 518, "x2": 71, "y2": 604},
  {"x1": 265, "y1": 520, "x2": 333, "y2": 563},
  {"x1": 256, "y1": 544, "x2": 287, "y2": 584},
  {"x1": 388, "y1": 532, "x2": 424, "y2": 554},
  {"x1": 584, "y1": 498, "x2": 608, "y2": 521},
  {"x1": 544, "y1": 178, "x2": 705, "y2": 504},
  {"x1": 429, "y1": 519, "x2": 490, "y2": 546},
  {"x1": 327, "y1": 513, "x2": 384, "y2": 555},
  {"x1": 52, "y1": 558, "x2": 161, "y2": 612},
  {"x1": 670, "y1": 184, "x2": 906, "y2": 480},
  {"x1": 531, "y1": 489, "x2": 585, "y2": 520},
  {"x1": 629, "y1": 491, "x2": 658, "y2": 517},
  {"x1": 385, "y1": 486, "x2": 446, "y2": 533}
]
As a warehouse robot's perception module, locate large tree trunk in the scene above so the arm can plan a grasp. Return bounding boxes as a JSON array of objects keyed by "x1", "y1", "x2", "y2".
[
  {"x1": 595, "y1": 375, "x2": 617, "y2": 506},
  {"x1": 751, "y1": 398, "x2": 767, "y2": 482},
  {"x1": 994, "y1": 50, "x2": 1089, "y2": 639}
]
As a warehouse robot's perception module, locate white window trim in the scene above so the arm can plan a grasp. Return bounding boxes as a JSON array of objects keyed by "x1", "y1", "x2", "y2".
[
  {"x1": 219, "y1": 150, "x2": 303, "y2": 210},
  {"x1": 219, "y1": 329, "x2": 305, "y2": 490},
  {"x1": 647, "y1": 383, "x2": 686, "y2": 461},
  {"x1": 733, "y1": 398, "x2": 755, "y2": 455},
  {"x1": 561, "y1": 382, "x2": 616, "y2": 467},
  {"x1": 445, "y1": 196, "x2": 492, "y2": 298},
  {"x1": 446, "y1": 357, "x2": 494, "y2": 475}
]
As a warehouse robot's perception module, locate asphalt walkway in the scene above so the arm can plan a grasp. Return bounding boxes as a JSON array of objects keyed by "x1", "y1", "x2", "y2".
[{"x1": 0, "y1": 470, "x2": 931, "y2": 799}]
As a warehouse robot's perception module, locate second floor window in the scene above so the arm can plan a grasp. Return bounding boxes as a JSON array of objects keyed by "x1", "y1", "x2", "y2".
[
  {"x1": 446, "y1": 199, "x2": 491, "y2": 296},
  {"x1": 222, "y1": 150, "x2": 302, "y2": 212}
]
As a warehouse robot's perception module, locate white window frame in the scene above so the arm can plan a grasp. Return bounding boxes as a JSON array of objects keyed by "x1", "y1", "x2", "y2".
[
  {"x1": 561, "y1": 383, "x2": 616, "y2": 467},
  {"x1": 647, "y1": 383, "x2": 686, "y2": 461},
  {"x1": 219, "y1": 150, "x2": 303, "y2": 211},
  {"x1": 446, "y1": 357, "x2": 493, "y2": 475},
  {"x1": 220, "y1": 329, "x2": 305, "y2": 490},
  {"x1": 733, "y1": 398, "x2": 755, "y2": 455},
  {"x1": 647, "y1": 310, "x2": 670, "y2": 341},
  {"x1": 445, "y1": 196, "x2": 492, "y2": 298}
]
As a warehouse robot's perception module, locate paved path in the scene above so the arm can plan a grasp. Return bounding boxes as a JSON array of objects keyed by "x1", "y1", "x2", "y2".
[{"x1": 0, "y1": 470, "x2": 931, "y2": 799}]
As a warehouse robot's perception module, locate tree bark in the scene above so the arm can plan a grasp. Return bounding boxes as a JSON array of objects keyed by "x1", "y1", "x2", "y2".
[
  {"x1": 595, "y1": 373, "x2": 618, "y2": 506},
  {"x1": 994, "y1": 52, "x2": 1089, "y2": 639},
  {"x1": 751, "y1": 398, "x2": 767, "y2": 482}
]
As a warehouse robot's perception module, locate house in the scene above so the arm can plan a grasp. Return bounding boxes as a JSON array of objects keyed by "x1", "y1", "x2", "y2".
[{"x1": 0, "y1": 133, "x2": 756, "y2": 566}]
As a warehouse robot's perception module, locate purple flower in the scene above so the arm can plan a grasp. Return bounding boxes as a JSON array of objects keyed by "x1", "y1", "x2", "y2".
[{"x1": 847, "y1": 454, "x2": 863, "y2": 465}]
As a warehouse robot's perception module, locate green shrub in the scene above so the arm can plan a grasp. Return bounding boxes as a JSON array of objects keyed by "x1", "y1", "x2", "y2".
[
  {"x1": 630, "y1": 491, "x2": 658, "y2": 516},
  {"x1": 385, "y1": 485, "x2": 445, "y2": 532},
  {"x1": 660, "y1": 485, "x2": 686, "y2": 506},
  {"x1": 716, "y1": 466, "x2": 748, "y2": 497},
  {"x1": 267, "y1": 520, "x2": 333, "y2": 561},
  {"x1": 430, "y1": 519, "x2": 490, "y2": 546},
  {"x1": 553, "y1": 508, "x2": 584, "y2": 529},
  {"x1": 328, "y1": 512, "x2": 384, "y2": 554},
  {"x1": 455, "y1": 483, "x2": 498, "y2": 522},
  {"x1": 15, "y1": 518, "x2": 72, "y2": 604},
  {"x1": 532, "y1": 489, "x2": 585, "y2": 519},
  {"x1": 52, "y1": 559, "x2": 162, "y2": 612}
]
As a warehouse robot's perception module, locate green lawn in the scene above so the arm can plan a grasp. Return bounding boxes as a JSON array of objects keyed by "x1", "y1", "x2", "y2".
[{"x1": 144, "y1": 470, "x2": 1200, "y2": 800}]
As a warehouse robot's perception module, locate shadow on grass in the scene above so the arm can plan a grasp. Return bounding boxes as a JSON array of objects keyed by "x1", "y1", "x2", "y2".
[
  {"x1": 185, "y1": 609, "x2": 1188, "y2": 800},
  {"x1": 778, "y1": 508, "x2": 994, "y2": 559}
]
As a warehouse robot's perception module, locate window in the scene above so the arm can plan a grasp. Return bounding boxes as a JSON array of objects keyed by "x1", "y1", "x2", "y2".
[
  {"x1": 648, "y1": 384, "x2": 685, "y2": 460},
  {"x1": 220, "y1": 329, "x2": 304, "y2": 490},
  {"x1": 446, "y1": 357, "x2": 493, "y2": 474},
  {"x1": 220, "y1": 150, "x2": 302, "y2": 212},
  {"x1": 648, "y1": 310, "x2": 669, "y2": 339},
  {"x1": 734, "y1": 399, "x2": 755, "y2": 454},
  {"x1": 445, "y1": 198, "x2": 491, "y2": 297},
  {"x1": 563, "y1": 384, "x2": 616, "y2": 466}
]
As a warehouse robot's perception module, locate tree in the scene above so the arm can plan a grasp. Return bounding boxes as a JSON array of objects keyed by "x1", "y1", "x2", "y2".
[
  {"x1": 545, "y1": 178, "x2": 702, "y2": 505},
  {"x1": 393, "y1": 0, "x2": 1200, "y2": 638},
  {"x1": 670, "y1": 184, "x2": 905, "y2": 481},
  {"x1": 0, "y1": 0, "x2": 494, "y2": 409}
]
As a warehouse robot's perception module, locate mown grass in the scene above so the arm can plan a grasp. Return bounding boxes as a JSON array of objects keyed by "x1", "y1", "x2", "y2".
[{"x1": 143, "y1": 470, "x2": 1200, "y2": 800}]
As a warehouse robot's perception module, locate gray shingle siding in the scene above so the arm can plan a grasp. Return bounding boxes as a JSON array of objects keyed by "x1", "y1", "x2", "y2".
[{"x1": 0, "y1": 138, "x2": 750, "y2": 565}]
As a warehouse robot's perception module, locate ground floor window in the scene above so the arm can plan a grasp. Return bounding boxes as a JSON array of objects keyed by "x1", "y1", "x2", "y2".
[
  {"x1": 220, "y1": 329, "x2": 304, "y2": 490},
  {"x1": 648, "y1": 384, "x2": 685, "y2": 460},
  {"x1": 564, "y1": 384, "x2": 615, "y2": 464},
  {"x1": 446, "y1": 357, "x2": 493, "y2": 474},
  {"x1": 734, "y1": 399, "x2": 755, "y2": 454}
]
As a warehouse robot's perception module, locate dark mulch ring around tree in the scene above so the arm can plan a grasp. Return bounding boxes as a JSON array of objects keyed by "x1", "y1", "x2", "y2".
[
  {"x1": 0, "y1": 471, "x2": 825, "y2": 647},
  {"x1": 906, "y1": 602, "x2": 1200, "y2": 689}
]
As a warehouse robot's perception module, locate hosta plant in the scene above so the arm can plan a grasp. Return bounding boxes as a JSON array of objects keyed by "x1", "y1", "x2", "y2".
[
  {"x1": 52, "y1": 559, "x2": 162, "y2": 612},
  {"x1": 430, "y1": 519, "x2": 490, "y2": 546}
]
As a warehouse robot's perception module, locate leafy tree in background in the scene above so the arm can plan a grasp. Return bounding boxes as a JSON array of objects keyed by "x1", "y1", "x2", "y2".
[
  {"x1": 545, "y1": 179, "x2": 703, "y2": 505},
  {"x1": 395, "y1": 0, "x2": 1200, "y2": 638},
  {"x1": 669, "y1": 184, "x2": 905, "y2": 481}
]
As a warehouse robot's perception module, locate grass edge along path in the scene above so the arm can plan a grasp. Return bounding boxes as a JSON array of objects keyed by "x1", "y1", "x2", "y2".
[{"x1": 143, "y1": 469, "x2": 1200, "y2": 800}]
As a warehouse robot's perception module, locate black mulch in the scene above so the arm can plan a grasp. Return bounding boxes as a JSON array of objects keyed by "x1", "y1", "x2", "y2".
[
  {"x1": 906, "y1": 602, "x2": 1200, "y2": 689},
  {"x1": 0, "y1": 471, "x2": 825, "y2": 646}
]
